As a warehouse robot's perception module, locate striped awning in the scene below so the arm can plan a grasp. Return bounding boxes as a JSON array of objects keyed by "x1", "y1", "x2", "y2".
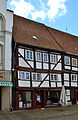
[{"x1": 0, "y1": 81, "x2": 13, "y2": 87}]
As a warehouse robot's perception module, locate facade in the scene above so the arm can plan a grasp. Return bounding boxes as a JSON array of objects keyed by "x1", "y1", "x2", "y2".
[
  {"x1": 0, "y1": 0, "x2": 13, "y2": 112},
  {"x1": 12, "y1": 15, "x2": 78, "y2": 110}
]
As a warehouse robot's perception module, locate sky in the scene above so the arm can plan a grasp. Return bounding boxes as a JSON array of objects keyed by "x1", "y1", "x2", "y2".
[{"x1": 7, "y1": 0, "x2": 78, "y2": 36}]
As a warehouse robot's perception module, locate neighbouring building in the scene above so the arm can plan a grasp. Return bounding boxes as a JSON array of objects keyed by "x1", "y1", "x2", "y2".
[
  {"x1": 0, "y1": 0, "x2": 13, "y2": 112},
  {"x1": 12, "y1": 14, "x2": 78, "y2": 110}
]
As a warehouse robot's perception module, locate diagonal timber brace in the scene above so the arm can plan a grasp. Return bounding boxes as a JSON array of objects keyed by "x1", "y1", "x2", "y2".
[
  {"x1": 38, "y1": 57, "x2": 62, "y2": 87},
  {"x1": 18, "y1": 52, "x2": 33, "y2": 68}
]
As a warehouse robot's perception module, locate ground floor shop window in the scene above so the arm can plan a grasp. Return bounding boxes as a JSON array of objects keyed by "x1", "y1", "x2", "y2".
[
  {"x1": 19, "y1": 91, "x2": 32, "y2": 108},
  {"x1": 46, "y1": 91, "x2": 60, "y2": 106}
]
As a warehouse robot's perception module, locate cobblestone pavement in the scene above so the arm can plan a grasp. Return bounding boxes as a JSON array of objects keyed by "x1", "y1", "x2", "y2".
[{"x1": 0, "y1": 105, "x2": 78, "y2": 120}]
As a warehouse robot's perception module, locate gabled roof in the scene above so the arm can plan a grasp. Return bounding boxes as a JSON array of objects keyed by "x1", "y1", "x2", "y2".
[{"x1": 13, "y1": 14, "x2": 78, "y2": 55}]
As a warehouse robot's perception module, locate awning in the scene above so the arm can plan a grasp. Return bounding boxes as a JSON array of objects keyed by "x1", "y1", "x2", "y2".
[{"x1": 0, "y1": 81, "x2": 13, "y2": 87}]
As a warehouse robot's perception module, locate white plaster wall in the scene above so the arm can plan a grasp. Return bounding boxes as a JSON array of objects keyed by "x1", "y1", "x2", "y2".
[
  {"x1": 18, "y1": 80, "x2": 30, "y2": 87},
  {"x1": 51, "y1": 82, "x2": 56, "y2": 87},
  {"x1": 32, "y1": 82, "x2": 40, "y2": 87},
  {"x1": 65, "y1": 66, "x2": 71, "y2": 70},
  {"x1": 71, "y1": 82, "x2": 77, "y2": 87},
  {"x1": 40, "y1": 81, "x2": 49, "y2": 87},
  {"x1": 57, "y1": 82, "x2": 62, "y2": 87},
  {"x1": 54, "y1": 63, "x2": 61, "y2": 70},
  {"x1": 36, "y1": 62, "x2": 42, "y2": 69},
  {"x1": 66, "y1": 89, "x2": 70, "y2": 95},
  {"x1": 64, "y1": 73, "x2": 69, "y2": 81},
  {"x1": 18, "y1": 48, "x2": 24, "y2": 57},
  {"x1": 64, "y1": 81, "x2": 69, "y2": 86},
  {"x1": 50, "y1": 64, "x2": 55, "y2": 69},
  {"x1": 19, "y1": 58, "x2": 29, "y2": 67},
  {"x1": 67, "y1": 96, "x2": 70, "y2": 101},
  {"x1": 43, "y1": 63, "x2": 48, "y2": 69},
  {"x1": 58, "y1": 74, "x2": 61, "y2": 81},
  {"x1": 42, "y1": 73, "x2": 49, "y2": 80},
  {"x1": 28, "y1": 61, "x2": 34, "y2": 68},
  {"x1": 72, "y1": 67, "x2": 77, "y2": 71},
  {"x1": 5, "y1": 34, "x2": 12, "y2": 70}
]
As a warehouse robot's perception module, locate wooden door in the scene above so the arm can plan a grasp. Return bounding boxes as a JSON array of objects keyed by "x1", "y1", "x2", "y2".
[{"x1": 36, "y1": 93, "x2": 42, "y2": 109}]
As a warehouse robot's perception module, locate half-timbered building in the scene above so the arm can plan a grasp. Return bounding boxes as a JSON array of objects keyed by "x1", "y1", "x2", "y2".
[{"x1": 12, "y1": 14, "x2": 78, "y2": 110}]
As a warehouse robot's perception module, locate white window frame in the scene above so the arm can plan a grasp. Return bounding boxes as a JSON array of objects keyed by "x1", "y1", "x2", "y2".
[
  {"x1": 72, "y1": 58, "x2": 77, "y2": 66},
  {"x1": 26, "y1": 72, "x2": 30, "y2": 80},
  {"x1": 50, "y1": 74, "x2": 58, "y2": 81},
  {"x1": 37, "y1": 73, "x2": 41, "y2": 81},
  {"x1": 43, "y1": 53, "x2": 48, "y2": 62},
  {"x1": 64, "y1": 56, "x2": 70, "y2": 65},
  {"x1": 32, "y1": 73, "x2": 42, "y2": 81},
  {"x1": 71, "y1": 74, "x2": 77, "y2": 81},
  {"x1": 36, "y1": 52, "x2": 42, "y2": 61},
  {"x1": 50, "y1": 54, "x2": 57, "y2": 63},
  {"x1": 25, "y1": 50, "x2": 33, "y2": 60}
]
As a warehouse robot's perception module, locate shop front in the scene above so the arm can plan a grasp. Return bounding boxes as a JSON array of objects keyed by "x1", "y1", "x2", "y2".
[{"x1": 14, "y1": 89, "x2": 61, "y2": 110}]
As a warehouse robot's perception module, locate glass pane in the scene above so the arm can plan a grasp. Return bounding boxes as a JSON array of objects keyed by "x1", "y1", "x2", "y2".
[
  {"x1": 26, "y1": 72, "x2": 30, "y2": 80},
  {"x1": 19, "y1": 91, "x2": 31, "y2": 108},
  {"x1": 30, "y1": 51, "x2": 32, "y2": 59},
  {"x1": 26, "y1": 50, "x2": 29, "y2": 59},
  {"x1": 36, "y1": 94, "x2": 41, "y2": 105}
]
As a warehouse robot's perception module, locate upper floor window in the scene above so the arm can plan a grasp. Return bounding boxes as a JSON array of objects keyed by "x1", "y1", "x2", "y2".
[
  {"x1": 72, "y1": 58, "x2": 77, "y2": 66},
  {"x1": 64, "y1": 56, "x2": 70, "y2": 65},
  {"x1": 43, "y1": 53, "x2": 48, "y2": 62},
  {"x1": 32, "y1": 73, "x2": 41, "y2": 81},
  {"x1": 20, "y1": 71, "x2": 30, "y2": 80},
  {"x1": 25, "y1": 50, "x2": 33, "y2": 60},
  {"x1": 50, "y1": 74, "x2": 58, "y2": 81},
  {"x1": 50, "y1": 54, "x2": 57, "y2": 63},
  {"x1": 71, "y1": 74, "x2": 77, "y2": 81},
  {"x1": 36, "y1": 52, "x2": 41, "y2": 61}
]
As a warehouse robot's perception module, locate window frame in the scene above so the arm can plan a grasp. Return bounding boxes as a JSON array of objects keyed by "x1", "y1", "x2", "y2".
[
  {"x1": 36, "y1": 52, "x2": 42, "y2": 61},
  {"x1": 26, "y1": 72, "x2": 30, "y2": 80},
  {"x1": 50, "y1": 74, "x2": 58, "y2": 81},
  {"x1": 64, "y1": 56, "x2": 70, "y2": 65},
  {"x1": 72, "y1": 58, "x2": 77, "y2": 67},
  {"x1": 43, "y1": 53, "x2": 48, "y2": 62},
  {"x1": 50, "y1": 54, "x2": 57, "y2": 63},
  {"x1": 71, "y1": 74, "x2": 77, "y2": 81},
  {"x1": 25, "y1": 50, "x2": 33, "y2": 60}
]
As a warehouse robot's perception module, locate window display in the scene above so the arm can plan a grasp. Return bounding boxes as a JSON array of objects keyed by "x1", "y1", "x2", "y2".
[{"x1": 19, "y1": 91, "x2": 32, "y2": 108}]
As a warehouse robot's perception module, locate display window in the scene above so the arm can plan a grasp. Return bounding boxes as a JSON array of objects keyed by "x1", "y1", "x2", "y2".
[{"x1": 19, "y1": 91, "x2": 32, "y2": 108}]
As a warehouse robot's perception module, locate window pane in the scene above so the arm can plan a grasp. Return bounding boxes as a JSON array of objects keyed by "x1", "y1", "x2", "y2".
[
  {"x1": 26, "y1": 72, "x2": 30, "y2": 80},
  {"x1": 72, "y1": 58, "x2": 77, "y2": 66},
  {"x1": 20, "y1": 72, "x2": 25, "y2": 79},
  {"x1": 43, "y1": 53, "x2": 48, "y2": 62},
  {"x1": 37, "y1": 74, "x2": 41, "y2": 80},
  {"x1": 30, "y1": 51, "x2": 32, "y2": 59},
  {"x1": 19, "y1": 91, "x2": 31, "y2": 108},
  {"x1": 26, "y1": 50, "x2": 29, "y2": 59},
  {"x1": 50, "y1": 54, "x2": 56, "y2": 63},
  {"x1": 32, "y1": 73, "x2": 36, "y2": 80},
  {"x1": 36, "y1": 52, "x2": 41, "y2": 61},
  {"x1": 64, "y1": 56, "x2": 70, "y2": 65}
]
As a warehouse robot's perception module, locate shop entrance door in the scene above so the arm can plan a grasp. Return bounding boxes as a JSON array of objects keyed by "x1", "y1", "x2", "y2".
[
  {"x1": 36, "y1": 93, "x2": 42, "y2": 109},
  {"x1": 71, "y1": 90, "x2": 76, "y2": 104}
]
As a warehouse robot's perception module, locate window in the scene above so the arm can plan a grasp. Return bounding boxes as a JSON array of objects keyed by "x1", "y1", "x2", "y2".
[
  {"x1": 43, "y1": 53, "x2": 48, "y2": 62},
  {"x1": 50, "y1": 54, "x2": 57, "y2": 63},
  {"x1": 20, "y1": 72, "x2": 25, "y2": 79},
  {"x1": 19, "y1": 91, "x2": 32, "y2": 108},
  {"x1": 71, "y1": 74, "x2": 77, "y2": 81},
  {"x1": 50, "y1": 74, "x2": 58, "y2": 81},
  {"x1": 36, "y1": 52, "x2": 41, "y2": 61},
  {"x1": 64, "y1": 56, "x2": 70, "y2": 65},
  {"x1": 20, "y1": 72, "x2": 30, "y2": 80},
  {"x1": 72, "y1": 58, "x2": 77, "y2": 66},
  {"x1": 32, "y1": 73, "x2": 36, "y2": 80},
  {"x1": 32, "y1": 73, "x2": 42, "y2": 80},
  {"x1": 37, "y1": 73, "x2": 41, "y2": 81},
  {"x1": 25, "y1": 50, "x2": 33, "y2": 60},
  {"x1": 26, "y1": 72, "x2": 30, "y2": 80}
]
